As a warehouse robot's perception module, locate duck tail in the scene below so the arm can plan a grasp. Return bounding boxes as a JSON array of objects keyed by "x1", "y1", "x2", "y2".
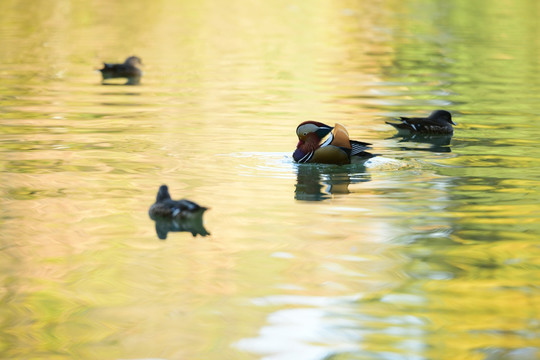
[{"x1": 385, "y1": 121, "x2": 400, "y2": 128}]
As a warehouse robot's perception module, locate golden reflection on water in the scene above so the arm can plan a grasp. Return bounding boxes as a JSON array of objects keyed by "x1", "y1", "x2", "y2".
[{"x1": 1, "y1": 0, "x2": 540, "y2": 359}]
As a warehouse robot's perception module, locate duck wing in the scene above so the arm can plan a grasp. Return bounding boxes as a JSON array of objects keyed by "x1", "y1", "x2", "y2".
[
  {"x1": 167, "y1": 199, "x2": 206, "y2": 216},
  {"x1": 386, "y1": 116, "x2": 436, "y2": 132},
  {"x1": 350, "y1": 140, "x2": 373, "y2": 157},
  {"x1": 332, "y1": 123, "x2": 373, "y2": 157},
  {"x1": 100, "y1": 63, "x2": 140, "y2": 78},
  {"x1": 150, "y1": 199, "x2": 206, "y2": 218}
]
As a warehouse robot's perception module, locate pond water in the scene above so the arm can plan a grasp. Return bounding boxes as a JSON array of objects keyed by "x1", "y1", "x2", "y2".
[{"x1": 1, "y1": 0, "x2": 539, "y2": 359}]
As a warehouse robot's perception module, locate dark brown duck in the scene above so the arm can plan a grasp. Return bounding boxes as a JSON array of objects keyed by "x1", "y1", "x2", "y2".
[
  {"x1": 386, "y1": 110, "x2": 456, "y2": 134},
  {"x1": 149, "y1": 185, "x2": 207, "y2": 220},
  {"x1": 99, "y1": 56, "x2": 142, "y2": 85}
]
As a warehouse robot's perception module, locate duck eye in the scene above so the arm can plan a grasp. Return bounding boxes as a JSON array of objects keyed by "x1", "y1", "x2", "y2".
[{"x1": 303, "y1": 132, "x2": 307, "y2": 136}]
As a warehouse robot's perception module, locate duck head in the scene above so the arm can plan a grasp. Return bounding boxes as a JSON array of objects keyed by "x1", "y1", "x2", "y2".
[
  {"x1": 430, "y1": 110, "x2": 456, "y2": 126},
  {"x1": 296, "y1": 121, "x2": 333, "y2": 142},
  {"x1": 156, "y1": 184, "x2": 172, "y2": 202},
  {"x1": 293, "y1": 121, "x2": 333, "y2": 162},
  {"x1": 125, "y1": 56, "x2": 142, "y2": 66}
]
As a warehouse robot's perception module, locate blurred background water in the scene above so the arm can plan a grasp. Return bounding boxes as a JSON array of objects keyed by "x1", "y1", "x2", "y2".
[{"x1": 1, "y1": 0, "x2": 539, "y2": 359}]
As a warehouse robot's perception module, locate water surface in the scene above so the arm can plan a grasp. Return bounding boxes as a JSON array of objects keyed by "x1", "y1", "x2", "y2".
[{"x1": 1, "y1": 0, "x2": 539, "y2": 359}]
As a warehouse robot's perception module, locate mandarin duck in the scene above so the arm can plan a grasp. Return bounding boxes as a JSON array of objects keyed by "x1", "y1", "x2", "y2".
[
  {"x1": 293, "y1": 121, "x2": 373, "y2": 165},
  {"x1": 386, "y1": 110, "x2": 456, "y2": 134},
  {"x1": 149, "y1": 185, "x2": 208, "y2": 220},
  {"x1": 99, "y1": 56, "x2": 142, "y2": 85}
]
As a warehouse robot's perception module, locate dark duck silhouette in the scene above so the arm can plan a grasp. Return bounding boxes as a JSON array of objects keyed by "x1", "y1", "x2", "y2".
[
  {"x1": 386, "y1": 110, "x2": 456, "y2": 135},
  {"x1": 149, "y1": 185, "x2": 210, "y2": 239},
  {"x1": 99, "y1": 56, "x2": 142, "y2": 85},
  {"x1": 293, "y1": 121, "x2": 373, "y2": 165},
  {"x1": 149, "y1": 185, "x2": 208, "y2": 220}
]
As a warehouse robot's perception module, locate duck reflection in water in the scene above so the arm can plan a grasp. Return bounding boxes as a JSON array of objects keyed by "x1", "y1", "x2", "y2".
[
  {"x1": 390, "y1": 132, "x2": 454, "y2": 153},
  {"x1": 295, "y1": 164, "x2": 370, "y2": 201},
  {"x1": 149, "y1": 185, "x2": 210, "y2": 239}
]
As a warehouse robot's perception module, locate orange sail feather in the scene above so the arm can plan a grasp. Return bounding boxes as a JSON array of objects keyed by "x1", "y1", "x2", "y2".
[{"x1": 331, "y1": 123, "x2": 352, "y2": 149}]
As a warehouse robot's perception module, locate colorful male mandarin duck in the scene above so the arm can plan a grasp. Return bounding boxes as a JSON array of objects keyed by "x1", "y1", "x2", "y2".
[
  {"x1": 149, "y1": 185, "x2": 207, "y2": 220},
  {"x1": 386, "y1": 110, "x2": 456, "y2": 134},
  {"x1": 293, "y1": 121, "x2": 373, "y2": 165},
  {"x1": 99, "y1": 56, "x2": 142, "y2": 85}
]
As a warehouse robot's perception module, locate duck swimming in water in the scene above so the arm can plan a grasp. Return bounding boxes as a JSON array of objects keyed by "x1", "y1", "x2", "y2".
[
  {"x1": 293, "y1": 121, "x2": 373, "y2": 165},
  {"x1": 99, "y1": 56, "x2": 142, "y2": 85},
  {"x1": 386, "y1": 110, "x2": 456, "y2": 135},
  {"x1": 149, "y1": 185, "x2": 207, "y2": 220}
]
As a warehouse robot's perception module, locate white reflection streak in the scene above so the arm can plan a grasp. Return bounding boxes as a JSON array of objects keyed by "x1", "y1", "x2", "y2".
[
  {"x1": 235, "y1": 308, "x2": 361, "y2": 360},
  {"x1": 235, "y1": 295, "x2": 363, "y2": 360}
]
